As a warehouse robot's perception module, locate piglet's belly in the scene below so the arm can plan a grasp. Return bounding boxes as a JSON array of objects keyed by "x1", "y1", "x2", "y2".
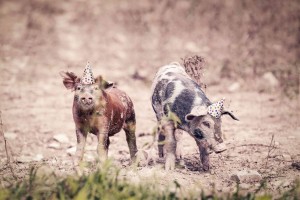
[{"x1": 108, "y1": 121, "x2": 124, "y2": 136}]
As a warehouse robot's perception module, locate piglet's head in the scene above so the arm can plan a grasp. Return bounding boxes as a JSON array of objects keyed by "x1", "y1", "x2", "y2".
[
  {"x1": 60, "y1": 63, "x2": 113, "y2": 111},
  {"x1": 185, "y1": 98, "x2": 238, "y2": 154}
]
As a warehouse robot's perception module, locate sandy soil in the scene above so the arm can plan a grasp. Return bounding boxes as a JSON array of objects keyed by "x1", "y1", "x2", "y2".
[{"x1": 0, "y1": 0, "x2": 299, "y2": 196}]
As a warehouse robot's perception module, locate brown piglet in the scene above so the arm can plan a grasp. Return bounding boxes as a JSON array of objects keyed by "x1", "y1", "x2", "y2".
[{"x1": 60, "y1": 64, "x2": 137, "y2": 165}]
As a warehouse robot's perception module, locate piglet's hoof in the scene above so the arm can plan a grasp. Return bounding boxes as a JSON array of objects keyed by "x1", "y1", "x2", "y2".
[
  {"x1": 134, "y1": 150, "x2": 149, "y2": 167},
  {"x1": 165, "y1": 154, "x2": 176, "y2": 170},
  {"x1": 214, "y1": 143, "x2": 227, "y2": 153},
  {"x1": 202, "y1": 163, "x2": 210, "y2": 171}
]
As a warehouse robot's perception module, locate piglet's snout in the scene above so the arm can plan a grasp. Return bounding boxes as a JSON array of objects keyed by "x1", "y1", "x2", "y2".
[
  {"x1": 80, "y1": 95, "x2": 94, "y2": 105},
  {"x1": 215, "y1": 134, "x2": 223, "y2": 143}
]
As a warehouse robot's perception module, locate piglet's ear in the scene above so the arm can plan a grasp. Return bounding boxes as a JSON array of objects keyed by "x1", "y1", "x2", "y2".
[
  {"x1": 95, "y1": 75, "x2": 114, "y2": 89},
  {"x1": 185, "y1": 105, "x2": 207, "y2": 122},
  {"x1": 185, "y1": 114, "x2": 197, "y2": 122},
  {"x1": 60, "y1": 71, "x2": 80, "y2": 90}
]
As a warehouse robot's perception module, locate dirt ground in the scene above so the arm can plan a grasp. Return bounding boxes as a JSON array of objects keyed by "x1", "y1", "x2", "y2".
[{"x1": 0, "y1": 0, "x2": 299, "y2": 196}]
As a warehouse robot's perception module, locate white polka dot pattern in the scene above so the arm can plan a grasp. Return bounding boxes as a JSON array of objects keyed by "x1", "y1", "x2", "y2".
[
  {"x1": 207, "y1": 98, "x2": 225, "y2": 118},
  {"x1": 81, "y1": 62, "x2": 95, "y2": 85}
]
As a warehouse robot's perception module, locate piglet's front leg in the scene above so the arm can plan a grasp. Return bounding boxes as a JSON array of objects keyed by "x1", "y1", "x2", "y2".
[
  {"x1": 162, "y1": 120, "x2": 176, "y2": 170},
  {"x1": 196, "y1": 139, "x2": 210, "y2": 171},
  {"x1": 97, "y1": 126, "x2": 110, "y2": 163},
  {"x1": 75, "y1": 129, "x2": 87, "y2": 165}
]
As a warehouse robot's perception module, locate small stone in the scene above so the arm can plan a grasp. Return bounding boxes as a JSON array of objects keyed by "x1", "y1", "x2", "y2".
[
  {"x1": 66, "y1": 146, "x2": 76, "y2": 155},
  {"x1": 85, "y1": 145, "x2": 96, "y2": 151},
  {"x1": 131, "y1": 70, "x2": 147, "y2": 81},
  {"x1": 53, "y1": 134, "x2": 69, "y2": 143},
  {"x1": 114, "y1": 33, "x2": 127, "y2": 44},
  {"x1": 239, "y1": 183, "x2": 251, "y2": 190},
  {"x1": 272, "y1": 180, "x2": 282, "y2": 188},
  {"x1": 185, "y1": 42, "x2": 200, "y2": 52},
  {"x1": 254, "y1": 183, "x2": 261, "y2": 188},
  {"x1": 228, "y1": 82, "x2": 240, "y2": 92},
  {"x1": 269, "y1": 171, "x2": 277, "y2": 176},
  {"x1": 210, "y1": 170, "x2": 215, "y2": 175},
  {"x1": 4, "y1": 132, "x2": 17, "y2": 140},
  {"x1": 48, "y1": 142, "x2": 61, "y2": 149},
  {"x1": 262, "y1": 72, "x2": 279, "y2": 87},
  {"x1": 291, "y1": 162, "x2": 300, "y2": 170},
  {"x1": 274, "y1": 141, "x2": 280, "y2": 146},
  {"x1": 221, "y1": 187, "x2": 231, "y2": 193},
  {"x1": 282, "y1": 154, "x2": 292, "y2": 161},
  {"x1": 1, "y1": 181, "x2": 10, "y2": 188},
  {"x1": 42, "y1": 129, "x2": 52, "y2": 134},
  {"x1": 36, "y1": 166, "x2": 56, "y2": 184},
  {"x1": 282, "y1": 181, "x2": 290, "y2": 188},
  {"x1": 36, "y1": 165, "x2": 54, "y2": 177},
  {"x1": 288, "y1": 136, "x2": 296, "y2": 139},
  {"x1": 231, "y1": 170, "x2": 262, "y2": 183},
  {"x1": 17, "y1": 156, "x2": 32, "y2": 163},
  {"x1": 85, "y1": 153, "x2": 96, "y2": 161},
  {"x1": 0, "y1": 158, "x2": 7, "y2": 163},
  {"x1": 33, "y1": 154, "x2": 44, "y2": 161},
  {"x1": 214, "y1": 143, "x2": 227, "y2": 153}
]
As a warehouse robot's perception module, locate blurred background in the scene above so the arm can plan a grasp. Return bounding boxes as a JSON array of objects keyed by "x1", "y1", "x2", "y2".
[{"x1": 0, "y1": 0, "x2": 299, "y2": 97}]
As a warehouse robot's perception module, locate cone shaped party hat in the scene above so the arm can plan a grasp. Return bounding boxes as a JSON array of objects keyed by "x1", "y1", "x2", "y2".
[
  {"x1": 81, "y1": 62, "x2": 95, "y2": 85},
  {"x1": 207, "y1": 98, "x2": 225, "y2": 118}
]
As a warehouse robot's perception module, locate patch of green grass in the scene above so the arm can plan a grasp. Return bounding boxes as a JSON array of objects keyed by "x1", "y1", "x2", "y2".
[{"x1": 0, "y1": 162, "x2": 299, "y2": 200}]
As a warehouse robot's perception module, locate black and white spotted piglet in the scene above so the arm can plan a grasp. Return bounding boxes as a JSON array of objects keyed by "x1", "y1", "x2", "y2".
[{"x1": 151, "y1": 63, "x2": 238, "y2": 171}]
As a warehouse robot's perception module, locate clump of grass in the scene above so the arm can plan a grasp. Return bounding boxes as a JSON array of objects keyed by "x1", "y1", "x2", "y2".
[
  {"x1": 0, "y1": 161, "x2": 178, "y2": 200},
  {"x1": 0, "y1": 161, "x2": 299, "y2": 200}
]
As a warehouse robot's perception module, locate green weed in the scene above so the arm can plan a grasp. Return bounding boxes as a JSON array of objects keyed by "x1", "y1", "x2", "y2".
[{"x1": 0, "y1": 162, "x2": 299, "y2": 200}]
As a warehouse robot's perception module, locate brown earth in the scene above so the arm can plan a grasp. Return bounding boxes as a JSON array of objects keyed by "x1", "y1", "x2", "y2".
[{"x1": 0, "y1": 0, "x2": 299, "y2": 196}]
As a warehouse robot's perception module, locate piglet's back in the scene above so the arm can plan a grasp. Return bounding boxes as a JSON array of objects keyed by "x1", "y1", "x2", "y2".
[{"x1": 105, "y1": 87, "x2": 135, "y2": 125}]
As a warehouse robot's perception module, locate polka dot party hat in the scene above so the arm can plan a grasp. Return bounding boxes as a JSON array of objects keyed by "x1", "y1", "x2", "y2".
[
  {"x1": 81, "y1": 62, "x2": 95, "y2": 85},
  {"x1": 207, "y1": 98, "x2": 225, "y2": 118}
]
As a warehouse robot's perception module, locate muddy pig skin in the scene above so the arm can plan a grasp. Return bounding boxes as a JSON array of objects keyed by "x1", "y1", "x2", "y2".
[
  {"x1": 151, "y1": 63, "x2": 238, "y2": 171},
  {"x1": 61, "y1": 72, "x2": 137, "y2": 164}
]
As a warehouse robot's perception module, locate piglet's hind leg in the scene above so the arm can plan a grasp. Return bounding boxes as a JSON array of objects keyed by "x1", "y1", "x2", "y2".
[{"x1": 124, "y1": 120, "x2": 138, "y2": 161}]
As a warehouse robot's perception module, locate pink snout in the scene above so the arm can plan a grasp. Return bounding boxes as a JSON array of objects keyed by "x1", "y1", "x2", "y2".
[{"x1": 80, "y1": 96, "x2": 94, "y2": 105}]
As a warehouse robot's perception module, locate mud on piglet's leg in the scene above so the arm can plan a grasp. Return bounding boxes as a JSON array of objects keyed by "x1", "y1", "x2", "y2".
[
  {"x1": 124, "y1": 120, "x2": 138, "y2": 162},
  {"x1": 162, "y1": 120, "x2": 176, "y2": 170},
  {"x1": 74, "y1": 129, "x2": 87, "y2": 165},
  {"x1": 196, "y1": 139, "x2": 210, "y2": 171},
  {"x1": 97, "y1": 128, "x2": 110, "y2": 163}
]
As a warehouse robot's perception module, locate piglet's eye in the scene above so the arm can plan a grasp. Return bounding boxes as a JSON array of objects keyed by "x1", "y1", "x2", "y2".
[
  {"x1": 202, "y1": 121, "x2": 211, "y2": 128},
  {"x1": 76, "y1": 86, "x2": 81, "y2": 90}
]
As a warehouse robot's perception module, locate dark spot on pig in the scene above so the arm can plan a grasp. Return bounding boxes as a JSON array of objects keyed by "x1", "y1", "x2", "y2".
[
  {"x1": 74, "y1": 95, "x2": 79, "y2": 101},
  {"x1": 152, "y1": 79, "x2": 168, "y2": 105},
  {"x1": 165, "y1": 72, "x2": 175, "y2": 76},
  {"x1": 76, "y1": 130, "x2": 81, "y2": 143},
  {"x1": 163, "y1": 103, "x2": 171, "y2": 115},
  {"x1": 90, "y1": 127, "x2": 98, "y2": 135},
  {"x1": 196, "y1": 90, "x2": 211, "y2": 105},
  {"x1": 125, "y1": 112, "x2": 135, "y2": 124},
  {"x1": 164, "y1": 82, "x2": 175, "y2": 100},
  {"x1": 179, "y1": 77, "x2": 199, "y2": 90},
  {"x1": 172, "y1": 89, "x2": 195, "y2": 124}
]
